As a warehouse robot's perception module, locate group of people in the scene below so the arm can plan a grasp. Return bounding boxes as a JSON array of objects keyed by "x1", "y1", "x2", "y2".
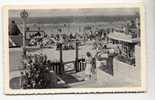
[
  {"x1": 84, "y1": 52, "x2": 97, "y2": 81},
  {"x1": 29, "y1": 33, "x2": 55, "y2": 48},
  {"x1": 21, "y1": 53, "x2": 58, "y2": 89},
  {"x1": 84, "y1": 44, "x2": 116, "y2": 80}
]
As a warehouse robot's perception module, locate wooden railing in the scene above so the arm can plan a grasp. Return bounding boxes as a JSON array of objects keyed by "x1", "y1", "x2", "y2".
[
  {"x1": 77, "y1": 59, "x2": 86, "y2": 72},
  {"x1": 48, "y1": 62, "x2": 64, "y2": 74}
]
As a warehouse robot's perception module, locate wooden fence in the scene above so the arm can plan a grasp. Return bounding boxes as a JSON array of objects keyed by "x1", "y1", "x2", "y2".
[
  {"x1": 48, "y1": 58, "x2": 86, "y2": 74},
  {"x1": 48, "y1": 62, "x2": 64, "y2": 74},
  {"x1": 75, "y1": 59, "x2": 86, "y2": 72}
]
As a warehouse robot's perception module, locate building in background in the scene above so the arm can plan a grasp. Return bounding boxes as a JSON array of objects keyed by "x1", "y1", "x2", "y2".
[{"x1": 108, "y1": 17, "x2": 140, "y2": 66}]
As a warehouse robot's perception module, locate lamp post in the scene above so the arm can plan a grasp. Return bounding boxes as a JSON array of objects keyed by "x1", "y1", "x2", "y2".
[{"x1": 20, "y1": 10, "x2": 28, "y2": 58}]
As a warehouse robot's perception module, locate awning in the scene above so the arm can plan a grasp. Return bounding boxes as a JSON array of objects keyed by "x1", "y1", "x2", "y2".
[{"x1": 108, "y1": 32, "x2": 139, "y2": 43}]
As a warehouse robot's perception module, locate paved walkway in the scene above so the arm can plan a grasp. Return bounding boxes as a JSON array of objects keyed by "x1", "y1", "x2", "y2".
[
  {"x1": 10, "y1": 64, "x2": 140, "y2": 89},
  {"x1": 70, "y1": 70, "x2": 139, "y2": 88}
]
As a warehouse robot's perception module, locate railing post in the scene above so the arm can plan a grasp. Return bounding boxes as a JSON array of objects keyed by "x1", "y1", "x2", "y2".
[
  {"x1": 59, "y1": 43, "x2": 64, "y2": 74},
  {"x1": 75, "y1": 40, "x2": 79, "y2": 72}
]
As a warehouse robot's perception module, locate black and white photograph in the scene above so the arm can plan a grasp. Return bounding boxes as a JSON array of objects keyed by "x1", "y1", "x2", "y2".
[{"x1": 3, "y1": 4, "x2": 146, "y2": 94}]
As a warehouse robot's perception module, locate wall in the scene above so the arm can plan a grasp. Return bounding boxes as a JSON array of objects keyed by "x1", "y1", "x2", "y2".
[
  {"x1": 9, "y1": 48, "x2": 23, "y2": 72},
  {"x1": 113, "y1": 45, "x2": 141, "y2": 86}
]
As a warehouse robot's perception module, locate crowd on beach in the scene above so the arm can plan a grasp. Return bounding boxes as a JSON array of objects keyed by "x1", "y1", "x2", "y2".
[{"x1": 27, "y1": 26, "x2": 112, "y2": 49}]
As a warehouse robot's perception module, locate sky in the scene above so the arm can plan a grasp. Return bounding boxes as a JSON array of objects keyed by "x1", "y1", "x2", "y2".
[{"x1": 9, "y1": 8, "x2": 139, "y2": 18}]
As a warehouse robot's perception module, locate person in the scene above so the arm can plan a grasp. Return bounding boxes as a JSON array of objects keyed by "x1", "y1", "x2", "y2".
[
  {"x1": 84, "y1": 52, "x2": 93, "y2": 81},
  {"x1": 20, "y1": 72, "x2": 25, "y2": 89},
  {"x1": 91, "y1": 57, "x2": 97, "y2": 80}
]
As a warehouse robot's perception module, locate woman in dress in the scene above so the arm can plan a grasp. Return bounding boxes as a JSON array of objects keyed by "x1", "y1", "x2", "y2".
[{"x1": 84, "y1": 52, "x2": 93, "y2": 81}]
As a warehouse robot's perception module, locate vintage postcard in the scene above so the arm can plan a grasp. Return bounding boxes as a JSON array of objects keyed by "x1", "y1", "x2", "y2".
[{"x1": 3, "y1": 3, "x2": 146, "y2": 94}]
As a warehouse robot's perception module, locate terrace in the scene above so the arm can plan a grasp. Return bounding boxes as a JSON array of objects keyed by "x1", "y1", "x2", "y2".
[{"x1": 108, "y1": 31, "x2": 139, "y2": 43}]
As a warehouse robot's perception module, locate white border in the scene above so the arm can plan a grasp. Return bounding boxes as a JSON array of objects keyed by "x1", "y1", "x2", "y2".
[{"x1": 3, "y1": 3, "x2": 147, "y2": 94}]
